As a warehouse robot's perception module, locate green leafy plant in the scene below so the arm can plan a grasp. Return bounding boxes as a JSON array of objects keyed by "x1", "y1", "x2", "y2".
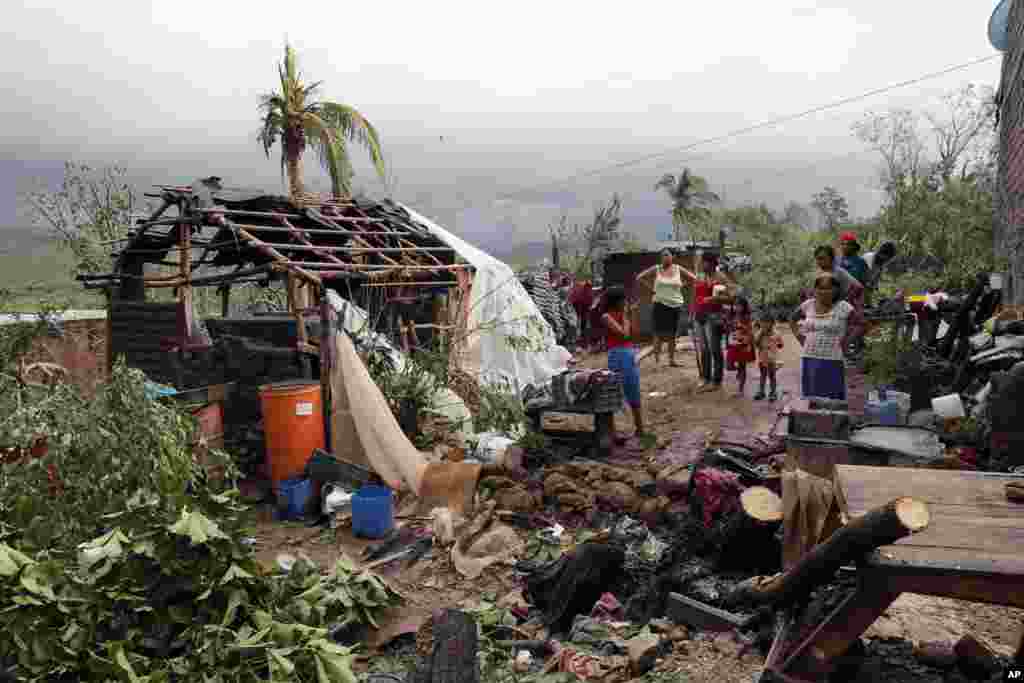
[
  {"x1": 0, "y1": 495, "x2": 399, "y2": 681},
  {"x1": 863, "y1": 325, "x2": 916, "y2": 388},
  {"x1": 0, "y1": 359, "x2": 224, "y2": 553},
  {"x1": 476, "y1": 378, "x2": 526, "y2": 437}
]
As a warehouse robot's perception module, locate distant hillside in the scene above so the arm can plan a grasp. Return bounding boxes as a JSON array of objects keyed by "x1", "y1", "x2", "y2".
[{"x1": 0, "y1": 225, "x2": 104, "y2": 310}]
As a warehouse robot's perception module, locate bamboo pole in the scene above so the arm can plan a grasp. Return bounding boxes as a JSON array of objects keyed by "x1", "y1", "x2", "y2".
[
  {"x1": 212, "y1": 223, "x2": 409, "y2": 237},
  {"x1": 361, "y1": 281, "x2": 459, "y2": 287},
  {"x1": 205, "y1": 212, "x2": 386, "y2": 225},
  {"x1": 232, "y1": 226, "x2": 322, "y2": 286},
  {"x1": 217, "y1": 242, "x2": 455, "y2": 253},
  {"x1": 275, "y1": 261, "x2": 470, "y2": 271}
]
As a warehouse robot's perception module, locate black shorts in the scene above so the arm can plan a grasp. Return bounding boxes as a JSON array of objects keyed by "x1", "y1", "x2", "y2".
[{"x1": 652, "y1": 302, "x2": 682, "y2": 336}]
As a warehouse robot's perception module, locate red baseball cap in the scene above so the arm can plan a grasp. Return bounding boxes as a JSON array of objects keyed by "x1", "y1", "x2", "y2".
[{"x1": 839, "y1": 231, "x2": 858, "y2": 243}]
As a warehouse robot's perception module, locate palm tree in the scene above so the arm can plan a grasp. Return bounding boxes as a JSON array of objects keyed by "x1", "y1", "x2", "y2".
[
  {"x1": 654, "y1": 168, "x2": 720, "y2": 241},
  {"x1": 258, "y1": 44, "x2": 385, "y2": 199}
]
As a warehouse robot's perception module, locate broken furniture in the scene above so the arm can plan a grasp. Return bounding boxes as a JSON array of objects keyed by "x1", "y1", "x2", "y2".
[
  {"x1": 526, "y1": 374, "x2": 624, "y2": 458},
  {"x1": 767, "y1": 464, "x2": 1024, "y2": 681}
]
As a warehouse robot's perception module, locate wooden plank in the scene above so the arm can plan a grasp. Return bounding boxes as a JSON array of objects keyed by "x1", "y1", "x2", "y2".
[
  {"x1": 858, "y1": 563, "x2": 1024, "y2": 607},
  {"x1": 836, "y1": 465, "x2": 1021, "y2": 509},
  {"x1": 878, "y1": 522, "x2": 1024, "y2": 554},
  {"x1": 666, "y1": 593, "x2": 750, "y2": 632}
]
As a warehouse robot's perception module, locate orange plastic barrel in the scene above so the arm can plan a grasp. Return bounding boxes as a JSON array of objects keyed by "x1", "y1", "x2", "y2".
[{"x1": 258, "y1": 380, "x2": 325, "y2": 487}]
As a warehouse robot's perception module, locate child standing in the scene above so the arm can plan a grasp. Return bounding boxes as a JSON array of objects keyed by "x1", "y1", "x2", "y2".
[
  {"x1": 601, "y1": 286, "x2": 646, "y2": 440},
  {"x1": 725, "y1": 296, "x2": 755, "y2": 397},
  {"x1": 753, "y1": 315, "x2": 785, "y2": 401}
]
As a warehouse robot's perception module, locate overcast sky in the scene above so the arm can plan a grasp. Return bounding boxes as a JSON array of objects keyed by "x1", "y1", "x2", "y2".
[{"x1": 0, "y1": 0, "x2": 1004, "y2": 248}]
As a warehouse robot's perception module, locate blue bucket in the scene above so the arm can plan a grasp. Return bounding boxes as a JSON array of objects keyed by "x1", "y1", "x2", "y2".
[
  {"x1": 276, "y1": 477, "x2": 314, "y2": 521},
  {"x1": 352, "y1": 485, "x2": 394, "y2": 539}
]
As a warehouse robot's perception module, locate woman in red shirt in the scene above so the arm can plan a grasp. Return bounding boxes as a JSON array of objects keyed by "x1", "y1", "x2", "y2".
[
  {"x1": 601, "y1": 286, "x2": 645, "y2": 440},
  {"x1": 680, "y1": 252, "x2": 733, "y2": 391}
]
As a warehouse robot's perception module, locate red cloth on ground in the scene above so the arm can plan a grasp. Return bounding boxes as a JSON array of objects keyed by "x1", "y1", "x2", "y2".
[{"x1": 692, "y1": 467, "x2": 743, "y2": 526}]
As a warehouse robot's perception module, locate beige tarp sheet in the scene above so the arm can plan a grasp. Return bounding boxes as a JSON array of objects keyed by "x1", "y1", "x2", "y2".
[
  {"x1": 330, "y1": 331, "x2": 425, "y2": 493},
  {"x1": 329, "y1": 330, "x2": 482, "y2": 514}
]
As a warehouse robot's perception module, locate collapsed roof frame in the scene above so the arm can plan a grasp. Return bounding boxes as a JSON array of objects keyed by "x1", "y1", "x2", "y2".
[{"x1": 80, "y1": 180, "x2": 475, "y2": 361}]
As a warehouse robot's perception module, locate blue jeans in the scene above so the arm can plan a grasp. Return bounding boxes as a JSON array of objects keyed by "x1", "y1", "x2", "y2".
[
  {"x1": 697, "y1": 313, "x2": 724, "y2": 384},
  {"x1": 608, "y1": 346, "x2": 642, "y2": 406}
]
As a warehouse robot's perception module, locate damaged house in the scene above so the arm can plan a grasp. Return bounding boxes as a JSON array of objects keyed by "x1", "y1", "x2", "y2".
[{"x1": 80, "y1": 179, "x2": 571, "y2": 481}]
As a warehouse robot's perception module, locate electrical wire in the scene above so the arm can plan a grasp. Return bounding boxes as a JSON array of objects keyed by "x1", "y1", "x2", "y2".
[{"x1": 455, "y1": 54, "x2": 1000, "y2": 209}]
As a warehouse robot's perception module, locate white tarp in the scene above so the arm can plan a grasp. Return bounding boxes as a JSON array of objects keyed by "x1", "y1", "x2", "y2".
[{"x1": 401, "y1": 205, "x2": 572, "y2": 393}]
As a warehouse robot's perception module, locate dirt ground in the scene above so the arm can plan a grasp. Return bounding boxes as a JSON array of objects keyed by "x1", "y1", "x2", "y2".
[{"x1": 250, "y1": 330, "x2": 1023, "y2": 681}]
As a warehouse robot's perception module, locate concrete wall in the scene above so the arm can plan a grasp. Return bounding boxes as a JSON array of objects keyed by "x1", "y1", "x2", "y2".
[{"x1": 11, "y1": 317, "x2": 107, "y2": 396}]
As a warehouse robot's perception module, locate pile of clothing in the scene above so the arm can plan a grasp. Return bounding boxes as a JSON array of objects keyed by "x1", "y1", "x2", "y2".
[
  {"x1": 523, "y1": 369, "x2": 619, "y2": 412},
  {"x1": 519, "y1": 271, "x2": 579, "y2": 347}
]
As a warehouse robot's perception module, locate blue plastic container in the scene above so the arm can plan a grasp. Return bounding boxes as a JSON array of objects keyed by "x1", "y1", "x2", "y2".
[
  {"x1": 277, "y1": 477, "x2": 314, "y2": 521},
  {"x1": 866, "y1": 388, "x2": 901, "y2": 426},
  {"x1": 352, "y1": 485, "x2": 394, "y2": 539}
]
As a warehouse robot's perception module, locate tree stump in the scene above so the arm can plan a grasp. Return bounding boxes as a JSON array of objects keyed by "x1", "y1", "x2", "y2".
[{"x1": 714, "y1": 486, "x2": 783, "y2": 573}]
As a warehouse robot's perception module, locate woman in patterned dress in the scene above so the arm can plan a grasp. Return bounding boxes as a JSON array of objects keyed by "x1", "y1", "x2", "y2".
[{"x1": 789, "y1": 273, "x2": 865, "y2": 400}]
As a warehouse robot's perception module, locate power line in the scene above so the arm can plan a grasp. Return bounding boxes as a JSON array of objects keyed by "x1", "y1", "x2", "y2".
[{"x1": 479, "y1": 54, "x2": 999, "y2": 205}]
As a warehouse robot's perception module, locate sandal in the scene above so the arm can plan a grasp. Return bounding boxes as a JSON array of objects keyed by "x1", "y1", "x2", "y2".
[{"x1": 753, "y1": 391, "x2": 765, "y2": 401}]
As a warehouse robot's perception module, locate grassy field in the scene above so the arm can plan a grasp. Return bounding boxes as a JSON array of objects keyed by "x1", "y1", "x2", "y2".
[{"x1": 0, "y1": 228, "x2": 107, "y2": 311}]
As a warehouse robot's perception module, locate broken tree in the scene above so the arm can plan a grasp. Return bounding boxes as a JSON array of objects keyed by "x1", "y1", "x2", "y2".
[{"x1": 728, "y1": 497, "x2": 930, "y2": 607}]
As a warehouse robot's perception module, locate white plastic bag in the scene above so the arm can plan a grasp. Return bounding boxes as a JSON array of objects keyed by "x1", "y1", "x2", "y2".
[{"x1": 474, "y1": 432, "x2": 516, "y2": 464}]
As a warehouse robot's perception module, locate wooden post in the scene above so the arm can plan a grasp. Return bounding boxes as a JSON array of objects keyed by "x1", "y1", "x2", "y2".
[
  {"x1": 118, "y1": 257, "x2": 146, "y2": 302},
  {"x1": 288, "y1": 274, "x2": 312, "y2": 379},
  {"x1": 219, "y1": 284, "x2": 231, "y2": 318},
  {"x1": 320, "y1": 289, "x2": 336, "y2": 451},
  {"x1": 106, "y1": 295, "x2": 114, "y2": 377},
  {"x1": 178, "y1": 222, "x2": 193, "y2": 342}
]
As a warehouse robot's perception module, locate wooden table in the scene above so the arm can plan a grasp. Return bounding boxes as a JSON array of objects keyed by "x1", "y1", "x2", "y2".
[{"x1": 772, "y1": 465, "x2": 1024, "y2": 681}]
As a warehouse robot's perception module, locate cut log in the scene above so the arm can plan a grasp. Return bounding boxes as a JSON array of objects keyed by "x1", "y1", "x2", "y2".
[
  {"x1": 954, "y1": 634, "x2": 1001, "y2": 679},
  {"x1": 407, "y1": 610, "x2": 480, "y2": 683},
  {"x1": 914, "y1": 640, "x2": 957, "y2": 669},
  {"x1": 713, "y1": 486, "x2": 784, "y2": 573},
  {"x1": 741, "y1": 486, "x2": 784, "y2": 522},
  {"x1": 727, "y1": 497, "x2": 929, "y2": 607}
]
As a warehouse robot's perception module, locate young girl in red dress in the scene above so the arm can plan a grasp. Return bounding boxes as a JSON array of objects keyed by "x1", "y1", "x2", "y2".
[{"x1": 726, "y1": 296, "x2": 756, "y2": 397}]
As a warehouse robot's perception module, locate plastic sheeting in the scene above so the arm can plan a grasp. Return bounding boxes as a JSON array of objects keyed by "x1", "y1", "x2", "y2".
[
  {"x1": 401, "y1": 205, "x2": 572, "y2": 393},
  {"x1": 850, "y1": 426, "x2": 944, "y2": 463}
]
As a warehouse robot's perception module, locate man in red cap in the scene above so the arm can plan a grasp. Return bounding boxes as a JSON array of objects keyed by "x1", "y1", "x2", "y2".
[
  {"x1": 838, "y1": 232, "x2": 868, "y2": 287},
  {"x1": 838, "y1": 231, "x2": 869, "y2": 357}
]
